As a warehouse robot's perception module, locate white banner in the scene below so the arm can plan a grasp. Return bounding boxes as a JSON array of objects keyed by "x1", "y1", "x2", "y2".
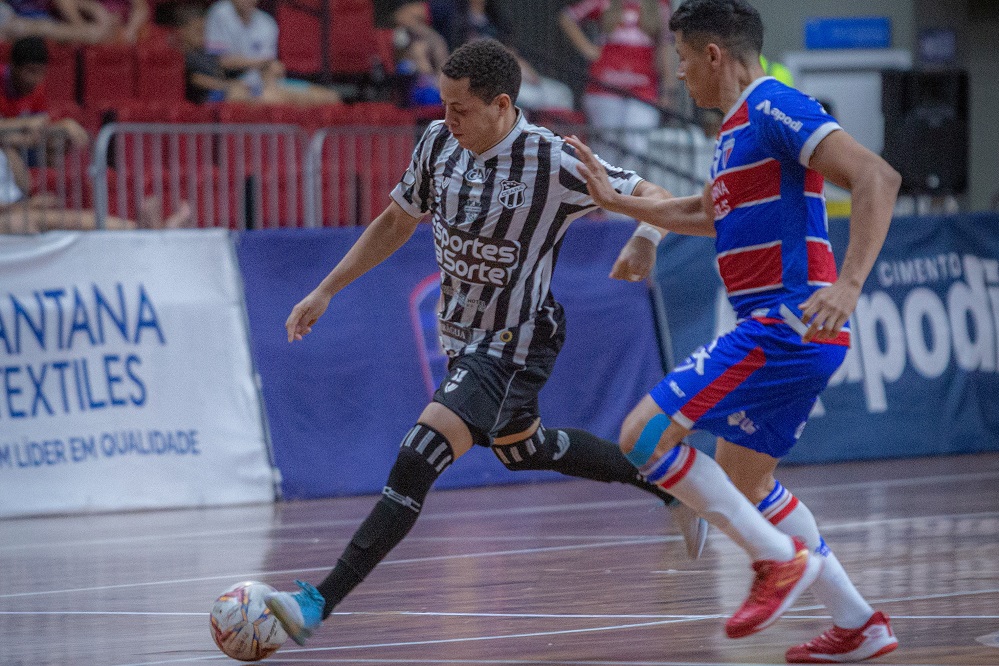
[{"x1": 0, "y1": 230, "x2": 275, "y2": 517}]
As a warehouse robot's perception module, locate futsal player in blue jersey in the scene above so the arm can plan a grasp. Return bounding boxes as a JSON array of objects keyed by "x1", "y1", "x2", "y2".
[{"x1": 569, "y1": 0, "x2": 902, "y2": 662}]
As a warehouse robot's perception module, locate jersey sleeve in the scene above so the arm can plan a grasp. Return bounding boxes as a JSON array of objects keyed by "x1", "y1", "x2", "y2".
[
  {"x1": 557, "y1": 141, "x2": 644, "y2": 210},
  {"x1": 390, "y1": 121, "x2": 445, "y2": 218},
  {"x1": 756, "y1": 87, "x2": 841, "y2": 167}
]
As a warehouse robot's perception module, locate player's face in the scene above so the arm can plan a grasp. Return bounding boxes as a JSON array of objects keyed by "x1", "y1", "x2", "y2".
[
  {"x1": 440, "y1": 75, "x2": 508, "y2": 155},
  {"x1": 675, "y1": 33, "x2": 718, "y2": 109}
]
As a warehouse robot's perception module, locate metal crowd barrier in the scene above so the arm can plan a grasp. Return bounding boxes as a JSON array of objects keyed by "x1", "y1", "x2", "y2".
[
  {"x1": 304, "y1": 125, "x2": 416, "y2": 227},
  {"x1": 0, "y1": 128, "x2": 91, "y2": 233},
  {"x1": 62, "y1": 120, "x2": 708, "y2": 231},
  {"x1": 92, "y1": 122, "x2": 306, "y2": 230}
]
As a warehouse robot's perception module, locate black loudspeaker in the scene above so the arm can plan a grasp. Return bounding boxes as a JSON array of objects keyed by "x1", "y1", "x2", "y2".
[{"x1": 881, "y1": 69, "x2": 969, "y2": 195}]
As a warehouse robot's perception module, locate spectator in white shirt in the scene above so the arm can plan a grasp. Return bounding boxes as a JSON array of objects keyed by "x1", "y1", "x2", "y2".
[{"x1": 204, "y1": 0, "x2": 340, "y2": 105}]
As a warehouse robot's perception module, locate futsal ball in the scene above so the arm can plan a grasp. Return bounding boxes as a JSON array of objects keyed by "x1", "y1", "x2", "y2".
[{"x1": 210, "y1": 581, "x2": 288, "y2": 661}]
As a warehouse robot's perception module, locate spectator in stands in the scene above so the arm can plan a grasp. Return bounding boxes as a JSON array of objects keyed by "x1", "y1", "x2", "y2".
[
  {"x1": 0, "y1": 37, "x2": 88, "y2": 149},
  {"x1": 559, "y1": 0, "x2": 677, "y2": 165},
  {"x1": 172, "y1": 4, "x2": 253, "y2": 103},
  {"x1": 204, "y1": 0, "x2": 341, "y2": 106},
  {"x1": 0, "y1": 144, "x2": 191, "y2": 232},
  {"x1": 0, "y1": 0, "x2": 112, "y2": 42},
  {"x1": 463, "y1": 0, "x2": 574, "y2": 112},
  {"x1": 91, "y1": 0, "x2": 150, "y2": 43},
  {"x1": 390, "y1": 0, "x2": 447, "y2": 107}
]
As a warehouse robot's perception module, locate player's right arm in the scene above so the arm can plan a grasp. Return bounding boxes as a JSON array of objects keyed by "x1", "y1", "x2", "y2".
[
  {"x1": 285, "y1": 201, "x2": 421, "y2": 342},
  {"x1": 565, "y1": 135, "x2": 715, "y2": 237}
]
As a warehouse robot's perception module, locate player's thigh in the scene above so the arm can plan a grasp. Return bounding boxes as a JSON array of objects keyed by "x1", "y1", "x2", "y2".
[
  {"x1": 431, "y1": 351, "x2": 538, "y2": 448},
  {"x1": 417, "y1": 401, "x2": 474, "y2": 458}
]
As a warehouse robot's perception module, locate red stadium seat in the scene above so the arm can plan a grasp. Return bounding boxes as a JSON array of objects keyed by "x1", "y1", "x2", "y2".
[
  {"x1": 329, "y1": 0, "x2": 383, "y2": 76},
  {"x1": 277, "y1": 2, "x2": 323, "y2": 75},
  {"x1": 44, "y1": 42, "x2": 78, "y2": 105},
  {"x1": 82, "y1": 44, "x2": 136, "y2": 108},
  {"x1": 136, "y1": 43, "x2": 185, "y2": 103}
]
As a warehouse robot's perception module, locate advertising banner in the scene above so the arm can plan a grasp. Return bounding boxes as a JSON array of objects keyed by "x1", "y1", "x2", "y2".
[
  {"x1": 655, "y1": 212, "x2": 999, "y2": 463},
  {"x1": 0, "y1": 231, "x2": 275, "y2": 517},
  {"x1": 236, "y1": 220, "x2": 666, "y2": 499}
]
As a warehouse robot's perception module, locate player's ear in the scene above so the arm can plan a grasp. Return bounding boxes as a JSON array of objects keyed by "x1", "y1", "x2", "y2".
[{"x1": 493, "y1": 93, "x2": 512, "y2": 112}]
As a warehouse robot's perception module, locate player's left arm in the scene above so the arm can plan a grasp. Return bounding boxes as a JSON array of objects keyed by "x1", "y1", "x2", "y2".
[{"x1": 799, "y1": 130, "x2": 902, "y2": 341}]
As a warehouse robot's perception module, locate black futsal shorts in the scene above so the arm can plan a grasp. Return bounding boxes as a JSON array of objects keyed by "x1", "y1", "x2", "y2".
[{"x1": 432, "y1": 312, "x2": 566, "y2": 447}]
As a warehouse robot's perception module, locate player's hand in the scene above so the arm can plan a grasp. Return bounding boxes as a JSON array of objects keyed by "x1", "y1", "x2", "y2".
[
  {"x1": 798, "y1": 281, "x2": 862, "y2": 342},
  {"x1": 610, "y1": 234, "x2": 656, "y2": 282},
  {"x1": 565, "y1": 135, "x2": 619, "y2": 211},
  {"x1": 285, "y1": 289, "x2": 333, "y2": 342}
]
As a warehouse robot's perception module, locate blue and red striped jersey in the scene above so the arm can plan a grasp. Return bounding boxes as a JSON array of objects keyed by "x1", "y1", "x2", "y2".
[{"x1": 709, "y1": 76, "x2": 843, "y2": 326}]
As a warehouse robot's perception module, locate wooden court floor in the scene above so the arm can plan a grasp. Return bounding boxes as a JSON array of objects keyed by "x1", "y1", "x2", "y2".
[{"x1": 2, "y1": 452, "x2": 998, "y2": 666}]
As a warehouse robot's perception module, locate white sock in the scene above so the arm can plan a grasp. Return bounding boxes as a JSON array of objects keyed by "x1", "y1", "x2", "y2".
[
  {"x1": 641, "y1": 445, "x2": 795, "y2": 562},
  {"x1": 758, "y1": 482, "x2": 874, "y2": 629}
]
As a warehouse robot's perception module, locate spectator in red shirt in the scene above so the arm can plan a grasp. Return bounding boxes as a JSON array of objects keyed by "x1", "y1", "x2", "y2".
[
  {"x1": 0, "y1": 37, "x2": 88, "y2": 149},
  {"x1": 560, "y1": 0, "x2": 677, "y2": 167}
]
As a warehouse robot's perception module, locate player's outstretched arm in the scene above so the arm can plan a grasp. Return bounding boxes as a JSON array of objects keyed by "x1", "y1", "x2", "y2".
[
  {"x1": 609, "y1": 180, "x2": 673, "y2": 282},
  {"x1": 798, "y1": 130, "x2": 901, "y2": 342},
  {"x1": 565, "y1": 135, "x2": 715, "y2": 237},
  {"x1": 285, "y1": 201, "x2": 421, "y2": 342}
]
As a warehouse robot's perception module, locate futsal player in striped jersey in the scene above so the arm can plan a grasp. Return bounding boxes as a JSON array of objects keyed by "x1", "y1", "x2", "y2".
[
  {"x1": 568, "y1": 0, "x2": 902, "y2": 661},
  {"x1": 266, "y1": 37, "x2": 820, "y2": 647}
]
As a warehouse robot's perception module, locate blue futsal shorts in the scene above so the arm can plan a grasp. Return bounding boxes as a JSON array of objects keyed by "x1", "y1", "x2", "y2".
[{"x1": 649, "y1": 319, "x2": 848, "y2": 459}]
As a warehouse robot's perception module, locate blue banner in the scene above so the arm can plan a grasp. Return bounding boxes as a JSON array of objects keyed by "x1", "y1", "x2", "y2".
[
  {"x1": 236, "y1": 220, "x2": 665, "y2": 499},
  {"x1": 804, "y1": 17, "x2": 892, "y2": 50},
  {"x1": 654, "y1": 212, "x2": 999, "y2": 463}
]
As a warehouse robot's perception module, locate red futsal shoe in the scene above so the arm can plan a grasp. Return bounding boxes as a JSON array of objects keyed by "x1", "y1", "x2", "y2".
[
  {"x1": 785, "y1": 611, "x2": 898, "y2": 663},
  {"x1": 725, "y1": 536, "x2": 821, "y2": 639}
]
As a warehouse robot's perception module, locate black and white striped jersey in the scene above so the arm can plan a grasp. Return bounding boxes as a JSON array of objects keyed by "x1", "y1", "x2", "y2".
[{"x1": 390, "y1": 111, "x2": 643, "y2": 365}]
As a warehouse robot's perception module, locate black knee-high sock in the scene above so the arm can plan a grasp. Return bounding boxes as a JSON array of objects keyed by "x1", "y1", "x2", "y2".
[
  {"x1": 316, "y1": 424, "x2": 453, "y2": 618},
  {"x1": 549, "y1": 428, "x2": 676, "y2": 504}
]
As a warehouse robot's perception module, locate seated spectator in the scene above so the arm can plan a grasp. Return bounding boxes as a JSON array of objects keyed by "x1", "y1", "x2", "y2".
[
  {"x1": 172, "y1": 3, "x2": 253, "y2": 103},
  {"x1": 204, "y1": 0, "x2": 341, "y2": 106},
  {"x1": 0, "y1": 37, "x2": 89, "y2": 152},
  {"x1": 463, "y1": 0, "x2": 574, "y2": 112},
  {"x1": 390, "y1": 0, "x2": 447, "y2": 107},
  {"x1": 0, "y1": 145, "x2": 191, "y2": 232},
  {"x1": 0, "y1": 0, "x2": 112, "y2": 43}
]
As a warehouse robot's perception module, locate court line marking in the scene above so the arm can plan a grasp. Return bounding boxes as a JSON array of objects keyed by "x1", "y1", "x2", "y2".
[
  {"x1": 160, "y1": 660, "x2": 964, "y2": 666},
  {"x1": 106, "y1": 608, "x2": 980, "y2": 666},
  {"x1": 101, "y1": 616, "x2": 791, "y2": 666},
  {"x1": 4, "y1": 510, "x2": 999, "y2": 600},
  {"x1": 3, "y1": 467, "x2": 998, "y2": 553},
  {"x1": 1, "y1": 609, "x2": 996, "y2": 621}
]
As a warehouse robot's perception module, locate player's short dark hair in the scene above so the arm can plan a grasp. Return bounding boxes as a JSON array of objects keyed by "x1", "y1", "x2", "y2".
[
  {"x1": 442, "y1": 38, "x2": 521, "y2": 105},
  {"x1": 11, "y1": 37, "x2": 48, "y2": 67},
  {"x1": 669, "y1": 0, "x2": 764, "y2": 62}
]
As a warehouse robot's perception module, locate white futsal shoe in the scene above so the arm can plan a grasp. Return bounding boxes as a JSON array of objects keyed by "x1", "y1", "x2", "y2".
[{"x1": 668, "y1": 500, "x2": 709, "y2": 559}]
